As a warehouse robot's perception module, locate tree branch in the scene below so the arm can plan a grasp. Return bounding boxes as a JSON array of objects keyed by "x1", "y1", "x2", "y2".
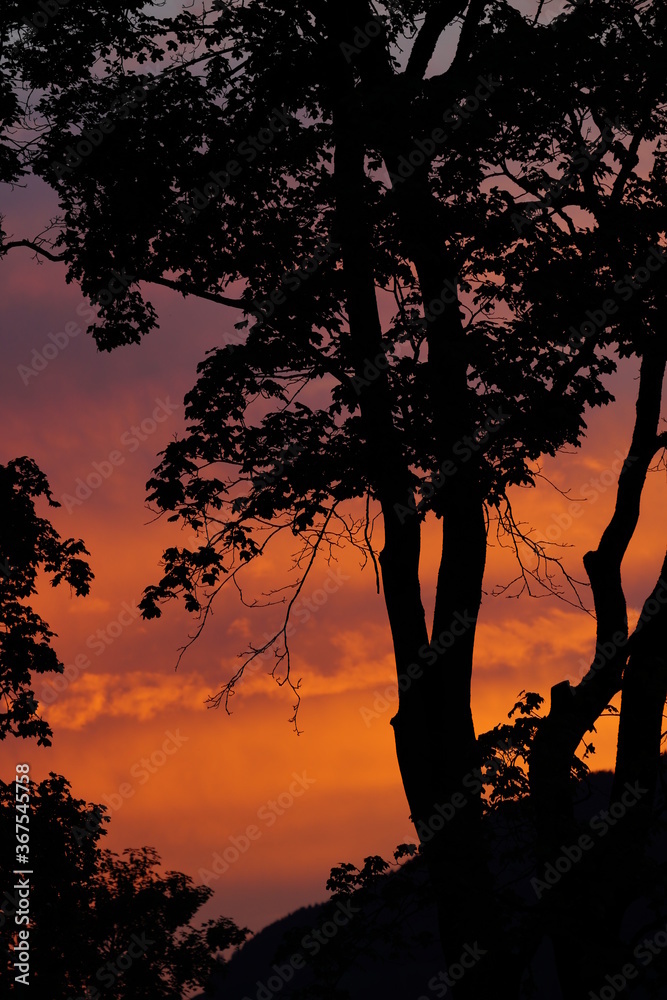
[
  {"x1": 612, "y1": 550, "x2": 667, "y2": 823},
  {"x1": 137, "y1": 272, "x2": 246, "y2": 309},
  {"x1": 1, "y1": 240, "x2": 66, "y2": 263},
  {"x1": 403, "y1": 1, "x2": 470, "y2": 81},
  {"x1": 529, "y1": 343, "x2": 667, "y2": 856},
  {"x1": 581, "y1": 340, "x2": 667, "y2": 706}
]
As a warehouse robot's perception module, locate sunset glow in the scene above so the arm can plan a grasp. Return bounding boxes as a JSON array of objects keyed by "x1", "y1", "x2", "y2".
[{"x1": 1, "y1": 172, "x2": 662, "y2": 936}]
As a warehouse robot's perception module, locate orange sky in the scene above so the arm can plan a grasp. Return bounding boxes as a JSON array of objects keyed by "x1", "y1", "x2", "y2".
[{"x1": 1, "y1": 177, "x2": 665, "y2": 935}]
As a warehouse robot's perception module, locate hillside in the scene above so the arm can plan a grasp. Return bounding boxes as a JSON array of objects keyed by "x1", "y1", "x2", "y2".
[{"x1": 198, "y1": 769, "x2": 667, "y2": 999}]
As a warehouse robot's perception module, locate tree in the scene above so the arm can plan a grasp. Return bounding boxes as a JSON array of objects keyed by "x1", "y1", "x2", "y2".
[
  {"x1": 0, "y1": 457, "x2": 93, "y2": 744},
  {"x1": 2, "y1": 0, "x2": 667, "y2": 995},
  {"x1": 0, "y1": 773, "x2": 250, "y2": 998},
  {"x1": 0, "y1": 22, "x2": 96, "y2": 740}
]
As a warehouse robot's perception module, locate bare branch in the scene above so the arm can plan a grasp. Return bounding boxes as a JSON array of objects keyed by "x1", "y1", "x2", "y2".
[
  {"x1": 206, "y1": 504, "x2": 340, "y2": 733},
  {"x1": 490, "y1": 498, "x2": 591, "y2": 613},
  {"x1": 365, "y1": 488, "x2": 380, "y2": 594},
  {"x1": 1, "y1": 239, "x2": 66, "y2": 263}
]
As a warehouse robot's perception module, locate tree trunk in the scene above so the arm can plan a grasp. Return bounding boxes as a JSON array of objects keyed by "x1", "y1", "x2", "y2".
[
  {"x1": 529, "y1": 346, "x2": 667, "y2": 996},
  {"x1": 326, "y1": 14, "x2": 505, "y2": 992},
  {"x1": 325, "y1": 6, "x2": 667, "y2": 994},
  {"x1": 530, "y1": 345, "x2": 666, "y2": 857}
]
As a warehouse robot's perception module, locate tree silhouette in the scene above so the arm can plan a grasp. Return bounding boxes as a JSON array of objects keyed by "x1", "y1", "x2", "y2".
[
  {"x1": 0, "y1": 457, "x2": 92, "y2": 744},
  {"x1": 2, "y1": 0, "x2": 667, "y2": 995},
  {"x1": 0, "y1": 773, "x2": 250, "y2": 999}
]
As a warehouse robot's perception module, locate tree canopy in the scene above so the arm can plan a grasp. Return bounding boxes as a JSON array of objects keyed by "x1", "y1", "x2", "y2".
[
  {"x1": 3, "y1": 1, "x2": 667, "y2": 997},
  {"x1": 0, "y1": 457, "x2": 92, "y2": 744},
  {"x1": 0, "y1": 773, "x2": 249, "y2": 997}
]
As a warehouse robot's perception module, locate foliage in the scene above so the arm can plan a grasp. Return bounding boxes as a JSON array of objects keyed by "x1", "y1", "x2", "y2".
[
  {"x1": 1, "y1": 3, "x2": 664, "y2": 692},
  {"x1": 0, "y1": 772, "x2": 249, "y2": 998},
  {"x1": 0, "y1": 458, "x2": 92, "y2": 744}
]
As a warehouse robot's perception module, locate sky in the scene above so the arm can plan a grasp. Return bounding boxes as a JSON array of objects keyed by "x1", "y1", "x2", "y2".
[{"x1": 1, "y1": 135, "x2": 666, "y2": 943}]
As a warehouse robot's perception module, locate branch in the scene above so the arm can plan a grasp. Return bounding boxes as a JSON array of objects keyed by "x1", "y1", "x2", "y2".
[
  {"x1": 365, "y1": 488, "x2": 380, "y2": 595},
  {"x1": 490, "y1": 498, "x2": 590, "y2": 613},
  {"x1": 137, "y1": 272, "x2": 246, "y2": 309},
  {"x1": 1, "y1": 240, "x2": 66, "y2": 263},
  {"x1": 206, "y1": 505, "x2": 339, "y2": 734},
  {"x1": 170, "y1": 521, "x2": 287, "y2": 673},
  {"x1": 529, "y1": 344, "x2": 667, "y2": 855},
  {"x1": 582, "y1": 341, "x2": 667, "y2": 695},
  {"x1": 610, "y1": 123, "x2": 645, "y2": 204},
  {"x1": 403, "y1": 1, "x2": 470, "y2": 81},
  {"x1": 139, "y1": 271, "x2": 357, "y2": 390}
]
